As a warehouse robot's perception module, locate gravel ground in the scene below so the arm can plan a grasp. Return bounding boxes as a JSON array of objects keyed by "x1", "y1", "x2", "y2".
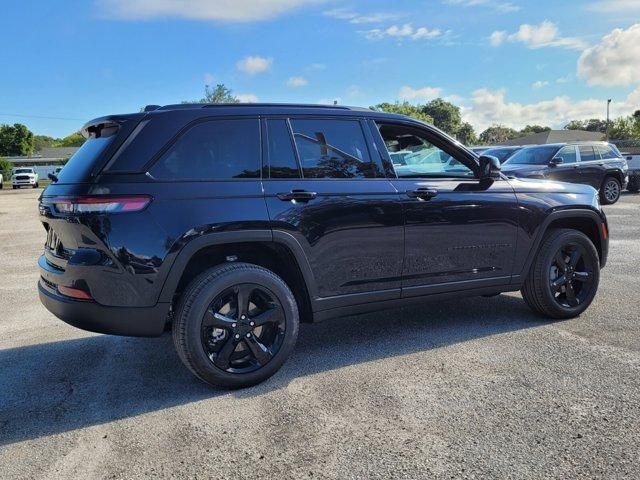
[{"x1": 0, "y1": 188, "x2": 639, "y2": 479}]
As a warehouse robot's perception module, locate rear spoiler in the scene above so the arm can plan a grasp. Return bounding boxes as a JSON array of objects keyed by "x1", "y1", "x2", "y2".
[{"x1": 81, "y1": 113, "x2": 146, "y2": 139}]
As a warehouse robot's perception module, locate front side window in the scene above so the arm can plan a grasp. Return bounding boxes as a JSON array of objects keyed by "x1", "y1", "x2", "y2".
[
  {"x1": 579, "y1": 145, "x2": 598, "y2": 162},
  {"x1": 555, "y1": 146, "x2": 577, "y2": 163},
  {"x1": 290, "y1": 119, "x2": 376, "y2": 179},
  {"x1": 377, "y1": 123, "x2": 474, "y2": 178},
  {"x1": 150, "y1": 119, "x2": 260, "y2": 180}
]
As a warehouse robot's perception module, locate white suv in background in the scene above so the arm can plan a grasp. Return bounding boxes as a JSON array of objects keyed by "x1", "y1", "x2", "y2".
[{"x1": 12, "y1": 168, "x2": 39, "y2": 189}]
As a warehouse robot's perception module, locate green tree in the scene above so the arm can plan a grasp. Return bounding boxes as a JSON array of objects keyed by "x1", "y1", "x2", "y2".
[
  {"x1": 609, "y1": 116, "x2": 640, "y2": 140},
  {"x1": 0, "y1": 123, "x2": 35, "y2": 156},
  {"x1": 479, "y1": 125, "x2": 519, "y2": 144},
  {"x1": 519, "y1": 124, "x2": 551, "y2": 136},
  {"x1": 184, "y1": 84, "x2": 240, "y2": 104},
  {"x1": 564, "y1": 120, "x2": 586, "y2": 130},
  {"x1": 54, "y1": 132, "x2": 85, "y2": 147},
  {"x1": 33, "y1": 135, "x2": 56, "y2": 152},
  {"x1": 371, "y1": 102, "x2": 433, "y2": 123},
  {"x1": 0, "y1": 157, "x2": 12, "y2": 177},
  {"x1": 422, "y1": 98, "x2": 462, "y2": 136},
  {"x1": 457, "y1": 122, "x2": 477, "y2": 145}
]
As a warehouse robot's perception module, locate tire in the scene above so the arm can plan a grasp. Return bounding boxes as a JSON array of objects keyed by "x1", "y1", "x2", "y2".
[
  {"x1": 173, "y1": 262, "x2": 299, "y2": 388},
  {"x1": 522, "y1": 229, "x2": 600, "y2": 319},
  {"x1": 628, "y1": 175, "x2": 640, "y2": 193},
  {"x1": 12, "y1": 186, "x2": 17, "y2": 190},
  {"x1": 600, "y1": 176, "x2": 621, "y2": 204},
  {"x1": 34, "y1": 182, "x2": 39, "y2": 188}
]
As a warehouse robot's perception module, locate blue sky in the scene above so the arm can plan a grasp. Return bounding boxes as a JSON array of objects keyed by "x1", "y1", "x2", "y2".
[{"x1": 1, "y1": 0, "x2": 639, "y2": 137}]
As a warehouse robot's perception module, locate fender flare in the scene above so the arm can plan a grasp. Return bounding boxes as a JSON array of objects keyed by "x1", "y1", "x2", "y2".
[
  {"x1": 515, "y1": 208, "x2": 607, "y2": 283},
  {"x1": 157, "y1": 229, "x2": 318, "y2": 303}
]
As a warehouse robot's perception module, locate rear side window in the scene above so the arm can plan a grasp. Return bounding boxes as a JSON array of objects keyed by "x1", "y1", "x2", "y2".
[
  {"x1": 267, "y1": 120, "x2": 300, "y2": 178},
  {"x1": 150, "y1": 119, "x2": 260, "y2": 180},
  {"x1": 579, "y1": 145, "x2": 597, "y2": 162},
  {"x1": 56, "y1": 136, "x2": 111, "y2": 184},
  {"x1": 290, "y1": 119, "x2": 375, "y2": 178},
  {"x1": 596, "y1": 145, "x2": 619, "y2": 159}
]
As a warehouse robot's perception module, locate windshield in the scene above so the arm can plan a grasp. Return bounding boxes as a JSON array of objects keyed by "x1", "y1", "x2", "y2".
[
  {"x1": 14, "y1": 169, "x2": 33, "y2": 174},
  {"x1": 504, "y1": 145, "x2": 560, "y2": 165},
  {"x1": 483, "y1": 147, "x2": 521, "y2": 163}
]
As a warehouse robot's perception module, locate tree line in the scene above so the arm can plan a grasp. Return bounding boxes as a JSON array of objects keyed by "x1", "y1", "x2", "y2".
[{"x1": 0, "y1": 124, "x2": 84, "y2": 157}]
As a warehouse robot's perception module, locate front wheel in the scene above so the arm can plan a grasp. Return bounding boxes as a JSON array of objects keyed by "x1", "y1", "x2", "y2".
[
  {"x1": 522, "y1": 229, "x2": 600, "y2": 319},
  {"x1": 173, "y1": 263, "x2": 299, "y2": 388},
  {"x1": 600, "y1": 176, "x2": 621, "y2": 204}
]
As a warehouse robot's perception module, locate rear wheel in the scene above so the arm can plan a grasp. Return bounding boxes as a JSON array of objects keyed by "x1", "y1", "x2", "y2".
[
  {"x1": 600, "y1": 176, "x2": 621, "y2": 204},
  {"x1": 33, "y1": 182, "x2": 39, "y2": 188},
  {"x1": 628, "y1": 175, "x2": 640, "y2": 193},
  {"x1": 522, "y1": 229, "x2": 599, "y2": 319},
  {"x1": 173, "y1": 263, "x2": 299, "y2": 388}
]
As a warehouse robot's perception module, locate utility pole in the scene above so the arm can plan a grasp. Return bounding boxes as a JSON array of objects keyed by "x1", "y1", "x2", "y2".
[{"x1": 606, "y1": 99, "x2": 612, "y2": 140}]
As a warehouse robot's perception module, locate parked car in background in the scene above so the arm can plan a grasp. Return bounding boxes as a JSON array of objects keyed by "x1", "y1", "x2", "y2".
[
  {"x1": 621, "y1": 152, "x2": 640, "y2": 193},
  {"x1": 38, "y1": 103, "x2": 609, "y2": 388},
  {"x1": 11, "y1": 167, "x2": 39, "y2": 189},
  {"x1": 481, "y1": 146, "x2": 523, "y2": 164},
  {"x1": 470, "y1": 146, "x2": 489, "y2": 155},
  {"x1": 502, "y1": 142, "x2": 628, "y2": 204},
  {"x1": 0, "y1": 171, "x2": 3, "y2": 189}
]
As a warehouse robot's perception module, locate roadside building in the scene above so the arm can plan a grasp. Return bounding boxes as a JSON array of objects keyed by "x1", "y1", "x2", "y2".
[
  {"x1": 5, "y1": 147, "x2": 79, "y2": 178},
  {"x1": 497, "y1": 130, "x2": 603, "y2": 146}
]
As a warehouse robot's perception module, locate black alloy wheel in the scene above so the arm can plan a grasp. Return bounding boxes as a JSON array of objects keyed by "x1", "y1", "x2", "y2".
[
  {"x1": 201, "y1": 284, "x2": 286, "y2": 374},
  {"x1": 548, "y1": 243, "x2": 596, "y2": 309}
]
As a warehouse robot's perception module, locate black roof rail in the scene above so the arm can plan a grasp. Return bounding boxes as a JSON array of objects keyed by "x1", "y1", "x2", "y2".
[
  {"x1": 155, "y1": 102, "x2": 371, "y2": 111},
  {"x1": 143, "y1": 105, "x2": 162, "y2": 112}
]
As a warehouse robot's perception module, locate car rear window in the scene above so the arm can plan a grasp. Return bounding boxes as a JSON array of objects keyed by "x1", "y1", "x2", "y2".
[
  {"x1": 150, "y1": 119, "x2": 260, "y2": 180},
  {"x1": 55, "y1": 136, "x2": 114, "y2": 184}
]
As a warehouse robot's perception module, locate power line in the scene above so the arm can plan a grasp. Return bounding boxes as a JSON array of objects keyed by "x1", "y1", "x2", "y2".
[{"x1": 0, "y1": 113, "x2": 84, "y2": 122}]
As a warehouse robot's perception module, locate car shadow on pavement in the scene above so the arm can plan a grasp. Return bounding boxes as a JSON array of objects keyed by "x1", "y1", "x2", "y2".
[{"x1": 0, "y1": 294, "x2": 550, "y2": 446}]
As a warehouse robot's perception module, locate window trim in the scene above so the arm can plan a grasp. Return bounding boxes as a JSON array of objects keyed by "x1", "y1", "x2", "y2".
[
  {"x1": 371, "y1": 119, "x2": 481, "y2": 180},
  {"x1": 144, "y1": 116, "x2": 263, "y2": 182},
  {"x1": 554, "y1": 145, "x2": 579, "y2": 165}
]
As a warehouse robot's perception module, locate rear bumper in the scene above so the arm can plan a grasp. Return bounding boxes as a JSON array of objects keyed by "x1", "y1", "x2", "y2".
[{"x1": 38, "y1": 280, "x2": 169, "y2": 337}]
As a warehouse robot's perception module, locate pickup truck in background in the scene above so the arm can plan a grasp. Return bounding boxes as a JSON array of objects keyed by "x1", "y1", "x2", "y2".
[{"x1": 622, "y1": 153, "x2": 640, "y2": 193}]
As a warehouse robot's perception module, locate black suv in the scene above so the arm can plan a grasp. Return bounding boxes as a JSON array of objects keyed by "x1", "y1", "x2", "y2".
[
  {"x1": 38, "y1": 104, "x2": 609, "y2": 388},
  {"x1": 501, "y1": 142, "x2": 628, "y2": 204}
]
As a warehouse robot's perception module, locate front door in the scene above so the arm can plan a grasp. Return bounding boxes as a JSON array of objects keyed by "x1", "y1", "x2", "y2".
[
  {"x1": 370, "y1": 120, "x2": 519, "y2": 297},
  {"x1": 262, "y1": 117, "x2": 404, "y2": 308},
  {"x1": 548, "y1": 145, "x2": 581, "y2": 184}
]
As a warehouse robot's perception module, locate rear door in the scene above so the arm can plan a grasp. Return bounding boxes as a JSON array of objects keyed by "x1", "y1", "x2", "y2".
[
  {"x1": 577, "y1": 145, "x2": 604, "y2": 188},
  {"x1": 262, "y1": 117, "x2": 404, "y2": 308},
  {"x1": 370, "y1": 120, "x2": 519, "y2": 297}
]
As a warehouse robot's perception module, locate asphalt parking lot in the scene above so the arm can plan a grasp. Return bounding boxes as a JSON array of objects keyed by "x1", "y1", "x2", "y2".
[{"x1": 0, "y1": 187, "x2": 639, "y2": 479}]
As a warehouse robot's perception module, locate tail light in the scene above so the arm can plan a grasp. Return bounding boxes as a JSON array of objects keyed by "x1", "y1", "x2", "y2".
[
  {"x1": 58, "y1": 285, "x2": 94, "y2": 301},
  {"x1": 53, "y1": 195, "x2": 152, "y2": 214}
]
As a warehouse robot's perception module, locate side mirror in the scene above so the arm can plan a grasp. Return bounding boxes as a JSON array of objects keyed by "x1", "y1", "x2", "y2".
[
  {"x1": 550, "y1": 156, "x2": 563, "y2": 166},
  {"x1": 479, "y1": 155, "x2": 501, "y2": 179}
]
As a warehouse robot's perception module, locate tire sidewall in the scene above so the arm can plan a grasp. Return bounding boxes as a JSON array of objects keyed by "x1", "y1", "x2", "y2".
[
  {"x1": 177, "y1": 264, "x2": 299, "y2": 388},
  {"x1": 538, "y1": 231, "x2": 600, "y2": 318},
  {"x1": 601, "y1": 177, "x2": 621, "y2": 204}
]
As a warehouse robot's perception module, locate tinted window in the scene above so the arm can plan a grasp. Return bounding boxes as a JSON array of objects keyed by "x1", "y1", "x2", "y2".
[
  {"x1": 150, "y1": 119, "x2": 260, "y2": 180},
  {"x1": 596, "y1": 145, "x2": 619, "y2": 159},
  {"x1": 290, "y1": 119, "x2": 375, "y2": 178},
  {"x1": 483, "y1": 147, "x2": 521, "y2": 163},
  {"x1": 57, "y1": 136, "x2": 113, "y2": 184},
  {"x1": 579, "y1": 145, "x2": 597, "y2": 162},
  {"x1": 267, "y1": 120, "x2": 300, "y2": 178},
  {"x1": 377, "y1": 123, "x2": 473, "y2": 178},
  {"x1": 556, "y1": 146, "x2": 577, "y2": 163},
  {"x1": 505, "y1": 146, "x2": 559, "y2": 165}
]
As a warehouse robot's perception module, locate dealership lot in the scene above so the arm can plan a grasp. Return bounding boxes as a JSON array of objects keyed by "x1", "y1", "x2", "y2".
[{"x1": 0, "y1": 188, "x2": 638, "y2": 479}]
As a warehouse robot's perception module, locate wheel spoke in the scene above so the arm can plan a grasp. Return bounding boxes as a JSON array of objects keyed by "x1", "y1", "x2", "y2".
[
  {"x1": 244, "y1": 334, "x2": 273, "y2": 366},
  {"x1": 202, "y1": 310, "x2": 236, "y2": 328},
  {"x1": 235, "y1": 285, "x2": 253, "y2": 317},
  {"x1": 554, "y1": 251, "x2": 567, "y2": 271},
  {"x1": 250, "y1": 304, "x2": 281, "y2": 327},
  {"x1": 214, "y1": 336, "x2": 238, "y2": 370},
  {"x1": 565, "y1": 282, "x2": 579, "y2": 307},
  {"x1": 569, "y1": 249, "x2": 582, "y2": 269},
  {"x1": 551, "y1": 276, "x2": 567, "y2": 289},
  {"x1": 573, "y1": 271, "x2": 591, "y2": 282}
]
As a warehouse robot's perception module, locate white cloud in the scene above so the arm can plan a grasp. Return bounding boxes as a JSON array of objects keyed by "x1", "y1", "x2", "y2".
[
  {"x1": 362, "y1": 23, "x2": 442, "y2": 41},
  {"x1": 100, "y1": 0, "x2": 326, "y2": 22},
  {"x1": 587, "y1": 0, "x2": 640, "y2": 13},
  {"x1": 203, "y1": 73, "x2": 215, "y2": 85},
  {"x1": 323, "y1": 8, "x2": 401, "y2": 24},
  {"x1": 399, "y1": 85, "x2": 443, "y2": 101},
  {"x1": 236, "y1": 56, "x2": 273, "y2": 75},
  {"x1": 237, "y1": 93, "x2": 259, "y2": 103},
  {"x1": 444, "y1": 0, "x2": 519, "y2": 12},
  {"x1": 490, "y1": 30, "x2": 506, "y2": 46},
  {"x1": 491, "y1": 21, "x2": 586, "y2": 50},
  {"x1": 532, "y1": 80, "x2": 549, "y2": 89},
  {"x1": 578, "y1": 23, "x2": 640, "y2": 87},
  {"x1": 462, "y1": 87, "x2": 640, "y2": 132},
  {"x1": 556, "y1": 75, "x2": 572, "y2": 84},
  {"x1": 286, "y1": 76, "x2": 309, "y2": 87}
]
